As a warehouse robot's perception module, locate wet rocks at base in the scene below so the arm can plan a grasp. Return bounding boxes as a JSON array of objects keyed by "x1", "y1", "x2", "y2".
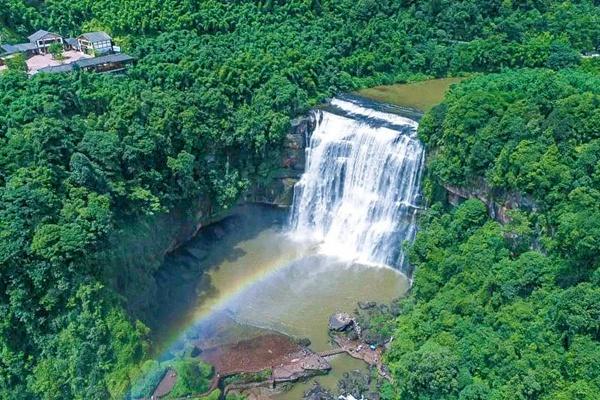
[
  {"x1": 303, "y1": 382, "x2": 335, "y2": 400},
  {"x1": 328, "y1": 312, "x2": 354, "y2": 332}
]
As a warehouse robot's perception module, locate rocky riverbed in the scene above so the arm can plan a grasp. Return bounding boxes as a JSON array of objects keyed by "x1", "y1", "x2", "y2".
[
  {"x1": 145, "y1": 300, "x2": 400, "y2": 400},
  {"x1": 198, "y1": 333, "x2": 331, "y2": 386}
]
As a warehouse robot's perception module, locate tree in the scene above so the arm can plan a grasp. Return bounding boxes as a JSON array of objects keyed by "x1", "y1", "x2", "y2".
[
  {"x1": 5, "y1": 53, "x2": 27, "y2": 71},
  {"x1": 546, "y1": 42, "x2": 581, "y2": 70},
  {"x1": 48, "y1": 42, "x2": 64, "y2": 61},
  {"x1": 399, "y1": 342, "x2": 460, "y2": 399}
]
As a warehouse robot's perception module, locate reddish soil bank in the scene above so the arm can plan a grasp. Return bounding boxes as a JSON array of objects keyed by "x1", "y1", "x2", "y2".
[{"x1": 198, "y1": 333, "x2": 303, "y2": 375}]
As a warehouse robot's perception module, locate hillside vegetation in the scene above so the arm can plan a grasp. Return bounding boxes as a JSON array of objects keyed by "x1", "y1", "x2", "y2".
[
  {"x1": 382, "y1": 69, "x2": 600, "y2": 399},
  {"x1": 0, "y1": 1, "x2": 599, "y2": 399}
]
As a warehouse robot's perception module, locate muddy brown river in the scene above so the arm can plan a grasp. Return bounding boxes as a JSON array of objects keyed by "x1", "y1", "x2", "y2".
[{"x1": 151, "y1": 205, "x2": 409, "y2": 398}]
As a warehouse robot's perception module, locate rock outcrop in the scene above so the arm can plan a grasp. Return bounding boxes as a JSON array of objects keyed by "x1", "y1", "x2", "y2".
[
  {"x1": 357, "y1": 301, "x2": 376, "y2": 310},
  {"x1": 245, "y1": 113, "x2": 317, "y2": 207},
  {"x1": 199, "y1": 333, "x2": 330, "y2": 384},
  {"x1": 444, "y1": 179, "x2": 537, "y2": 224},
  {"x1": 328, "y1": 312, "x2": 354, "y2": 332},
  {"x1": 303, "y1": 382, "x2": 335, "y2": 400}
]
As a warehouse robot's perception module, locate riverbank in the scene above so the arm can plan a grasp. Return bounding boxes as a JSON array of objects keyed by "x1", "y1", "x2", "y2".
[
  {"x1": 133, "y1": 96, "x2": 420, "y2": 399},
  {"x1": 355, "y1": 77, "x2": 466, "y2": 111},
  {"x1": 221, "y1": 308, "x2": 397, "y2": 400}
]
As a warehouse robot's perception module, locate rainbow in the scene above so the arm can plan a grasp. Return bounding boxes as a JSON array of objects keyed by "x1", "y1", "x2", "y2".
[
  {"x1": 150, "y1": 232, "x2": 309, "y2": 358},
  {"x1": 128, "y1": 235, "x2": 303, "y2": 397},
  {"x1": 151, "y1": 233, "x2": 410, "y2": 358},
  {"x1": 129, "y1": 234, "x2": 408, "y2": 398}
]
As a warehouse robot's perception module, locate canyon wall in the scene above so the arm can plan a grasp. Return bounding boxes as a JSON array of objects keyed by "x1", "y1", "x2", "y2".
[
  {"x1": 443, "y1": 178, "x2": 537, "y2": 224},
  {"x1": 104, "y1": 116, "x2": 315, "y2": 320},
  {"x1": 244, "y1": 113, "x2": 317, "y2": 207}
]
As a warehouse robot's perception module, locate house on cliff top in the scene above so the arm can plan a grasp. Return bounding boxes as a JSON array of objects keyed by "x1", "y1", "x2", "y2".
[
  {"x1": 77, "y1": 32, "x2": 114, "y2": 55},
  {"x1": 0, "y1": 29, "x2": 133, "y2": 75},
  {"x1": 28, "y1": 30, "x2": 63, "y2": 53},
  {"x1": 1, "y1": 29, "x2": 63, "y2": 57}
]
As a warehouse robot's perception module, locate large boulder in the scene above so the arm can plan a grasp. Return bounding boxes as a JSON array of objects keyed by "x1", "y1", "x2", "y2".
[{"x1": 328, "y1": 312, "x2": 354, "y2": 332}]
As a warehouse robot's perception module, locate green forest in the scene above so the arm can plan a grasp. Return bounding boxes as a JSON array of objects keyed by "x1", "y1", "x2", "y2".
[
  {"x1": 0, "y1": 0, "x2": 599, "y2": 399},
  {"x1": 383, "y1": 69, "x2": 600, "y2": 399}
]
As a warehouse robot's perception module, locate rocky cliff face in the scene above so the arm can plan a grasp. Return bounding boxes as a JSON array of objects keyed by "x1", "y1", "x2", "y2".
[
  {"x1": 107, "y1": 115, "x2": 316, "y2": 320},
  {"x1": 157, "y1": 113, "x2": 316, "y2": 256},
  {"x1": 103, "y1": 197, "x2": 218, "y2": 318},
  {"x1": 444, "y1": 179, "x2": 537, "y2": 224},
  {"x1": 244, "y1": 112, "x2": 317, "y2": 207}
]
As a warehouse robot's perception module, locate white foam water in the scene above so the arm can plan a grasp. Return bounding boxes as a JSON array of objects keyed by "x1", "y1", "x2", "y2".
[
  {"x1": 289, "y1": 100, "x2": 424, "y2": 271},
  {"x1": 330, "y1": 98, "x2": 419, "y2": 130}
]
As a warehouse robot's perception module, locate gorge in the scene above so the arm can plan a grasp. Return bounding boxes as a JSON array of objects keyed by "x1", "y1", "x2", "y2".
[
  {"x1": 2, "y1": 3, "x2": 598, "y2": 399},
  {"x1": 141, "y1": 97, "x2": 425, "y2": 399}
]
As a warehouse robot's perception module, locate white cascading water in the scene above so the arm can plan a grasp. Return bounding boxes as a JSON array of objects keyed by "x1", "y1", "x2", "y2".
[{"x1": 289, "y1": 98, "x2": 424, "y2": 271}]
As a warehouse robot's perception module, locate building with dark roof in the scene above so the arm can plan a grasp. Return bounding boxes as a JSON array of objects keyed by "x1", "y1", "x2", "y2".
[
  {"x1": 27, "y1": 30, "x2": 63, "y2": 53},
  {"x1": 78, "y1": 32, "x2": 113, "y2": 55},
  {"x1": 37, "y1": 53, "x2": 134, "y2": 74},
  {"x1": 64, "y1": 38, "x2": 81, "y2": 51},
  {"x1": 36, "y1": 63, "x2": 74, "y2": 74},
  {"x1": 28, "y1": 30, "x2": 50, "y2": 42},
  {"x1": 1, "y1": 42, "x2": 37, "y2": 55},
  {"x1": 0, "y1": 29, "x2": 63, "y2": 59}
]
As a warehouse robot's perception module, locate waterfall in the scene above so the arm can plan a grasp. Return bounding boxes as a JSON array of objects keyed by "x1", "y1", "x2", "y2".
[{"x1": 289, "y1": 98, "x2": 424, "y2": 271}]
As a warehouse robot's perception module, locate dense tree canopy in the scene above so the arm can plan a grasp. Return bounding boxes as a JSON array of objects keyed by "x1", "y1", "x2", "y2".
[
  {"x1": 382, "y1": 69, "x2": 600, "y2": 399},
  {"x1": 0, "y1": 0, "x2": 598, "y2": 399}
]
